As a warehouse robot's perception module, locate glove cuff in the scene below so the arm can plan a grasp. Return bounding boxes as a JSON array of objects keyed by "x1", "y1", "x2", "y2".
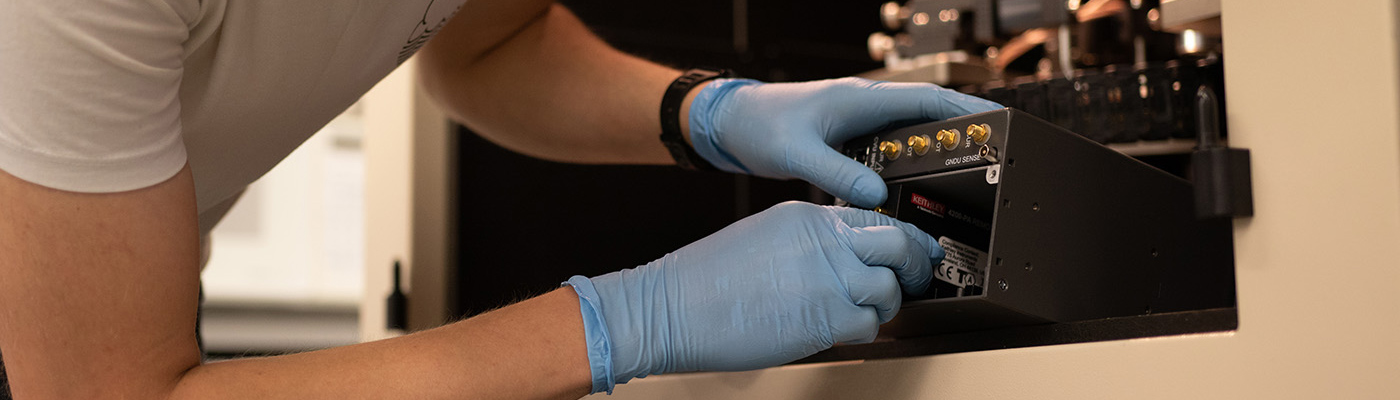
[
  {"x1": 564, "y1": 276, "x2": 617, "y2": 394},
  {"x1": 688, "y1": 78, "x2": 764, "y2": 174}
]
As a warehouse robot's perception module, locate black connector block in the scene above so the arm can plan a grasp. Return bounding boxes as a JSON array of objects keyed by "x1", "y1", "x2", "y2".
[
  {"x1": 1191, "y1": 85, "x2": 1253, "y2": 219},
  {"x1": 1192, "y1": 147, "x2": 1253, "y2": 219}
]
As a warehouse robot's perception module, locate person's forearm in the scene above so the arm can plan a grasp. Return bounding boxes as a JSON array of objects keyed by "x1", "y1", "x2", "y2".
[
  {"x1": 0, "y1": 165, "x2": 592, "y2": 400},
  {"x1": 170, "y1": 288, "x2": 590, "y2": 400},
  {"x1": 418, "y1": 3, "x2": 700, "y2": 165}
]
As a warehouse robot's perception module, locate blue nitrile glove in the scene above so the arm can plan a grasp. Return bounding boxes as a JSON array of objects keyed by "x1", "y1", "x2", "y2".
[
  {"x1": 689, "y1": 77, "x2": 1003, "y2": 208},
  {"x1": 565, "y1": 201, "x2": 943, "y2": 393}
]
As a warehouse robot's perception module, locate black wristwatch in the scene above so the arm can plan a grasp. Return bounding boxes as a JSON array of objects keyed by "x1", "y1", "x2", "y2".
[{"x1": 660, "y1": 68, "x2": 734, "y2": 171}]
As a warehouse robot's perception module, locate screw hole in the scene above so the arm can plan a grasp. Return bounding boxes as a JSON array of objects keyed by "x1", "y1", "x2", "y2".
[
  {"x1": 1002, "y1": 199, "x2": 1012, "y2": 208},
  {"x1": 1032, "y1": 202, "x2": 1040, "y2": 211},
  {"x1": 995, "y1": 257, "x2": 1003, "y2": 266},
  {"x1": 1008, "y1": 158, "x2": 1016, "y2": 167},
  {"x1": 1150, "y1": 248, "x2": 1159, "y2": 257},
  {"x1": 1024, "y1": 262, "x2": 1033, "y2": 271}
]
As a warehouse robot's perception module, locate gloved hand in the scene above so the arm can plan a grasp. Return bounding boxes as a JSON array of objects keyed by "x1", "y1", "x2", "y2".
[
  {"x1": 688, "y1": 77, "x2": 1003, "y2": 208},
  {"x1": 565, "y1": 201, "x2": 943, "y2": 393}
]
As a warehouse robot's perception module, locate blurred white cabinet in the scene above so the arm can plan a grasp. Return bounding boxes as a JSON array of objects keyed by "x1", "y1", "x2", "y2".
[
  {"x1": 203, "y1": 108, "x2": 367, "y2": 307},
  {"x1": 202, "y1": 58, "x2": 454, "y2": 352}
]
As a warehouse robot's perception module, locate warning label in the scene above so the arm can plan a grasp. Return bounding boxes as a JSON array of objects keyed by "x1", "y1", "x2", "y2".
[{"x1": 935, "y1": 236, "x2": 986, "y2": 289}]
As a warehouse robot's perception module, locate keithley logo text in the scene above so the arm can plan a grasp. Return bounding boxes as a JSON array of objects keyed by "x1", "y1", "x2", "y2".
[{"x1": 910, "y1": 193, "x2": 946, "y2": 217}]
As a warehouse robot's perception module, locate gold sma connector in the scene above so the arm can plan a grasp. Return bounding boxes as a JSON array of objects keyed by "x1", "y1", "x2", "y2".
[
  {"x1": 936, "y1": 129, "x2": 960, "y2": 150},
  {"x1": 907, "y1": 134, "x2": 931, "y2": 155},
  {"x1": 879, "y1": 140, "x2": 902, "y2": 159},
  {"x1": 968, "y1": 123, "x2": 991, "y2": 144}
]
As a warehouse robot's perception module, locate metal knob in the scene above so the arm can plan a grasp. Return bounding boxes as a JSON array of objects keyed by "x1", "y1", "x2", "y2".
[
  {"x1": 881, "y1": 2, "x2": 906, "y2": 30},
  {"x1": 868, "y1": 32, "x2": 895, "y2": 61}
]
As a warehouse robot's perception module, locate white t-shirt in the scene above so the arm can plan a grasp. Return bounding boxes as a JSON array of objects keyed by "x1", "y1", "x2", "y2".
[{"x1": 0, "y1": 0, "x2": 466, "y2": 234}]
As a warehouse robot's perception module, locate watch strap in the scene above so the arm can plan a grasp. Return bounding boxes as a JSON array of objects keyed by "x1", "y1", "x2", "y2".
[{"x1": 660, "y1": 68, "x2": 732, "y2": 171}]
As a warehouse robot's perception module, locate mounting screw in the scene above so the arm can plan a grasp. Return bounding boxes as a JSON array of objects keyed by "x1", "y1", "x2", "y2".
[{"x1": 998, "y1": 279, "x2": 1009, "y2": 291}]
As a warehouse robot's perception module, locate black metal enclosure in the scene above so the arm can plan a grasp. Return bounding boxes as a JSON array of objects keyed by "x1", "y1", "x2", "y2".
[{"x1": 840, "y1": 108, "x2": 1235, "y2": 338}]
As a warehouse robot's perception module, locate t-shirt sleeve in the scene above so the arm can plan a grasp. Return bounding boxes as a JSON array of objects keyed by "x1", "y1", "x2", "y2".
[{"x1": 0, "y1": 0, "x2": 196, "y2": 193}]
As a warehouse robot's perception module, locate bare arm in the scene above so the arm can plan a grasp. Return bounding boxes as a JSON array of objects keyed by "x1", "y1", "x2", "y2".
[
  {"x1": 417, "y1": 1, "x2": 709, "y2": 165},
  {"x1": 0, "y1": 166, "x2": 590, "y2": 400}
]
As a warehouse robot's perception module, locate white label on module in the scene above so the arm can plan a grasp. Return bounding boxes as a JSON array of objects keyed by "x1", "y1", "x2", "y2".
[{"x1": 935, "y1": 236, "x2": 987, "y2": 288}]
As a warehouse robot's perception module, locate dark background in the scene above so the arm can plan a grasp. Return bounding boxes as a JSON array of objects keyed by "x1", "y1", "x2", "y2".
[{"x1": 451, "y1": 0, "x2": 890, "y2": 317}]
